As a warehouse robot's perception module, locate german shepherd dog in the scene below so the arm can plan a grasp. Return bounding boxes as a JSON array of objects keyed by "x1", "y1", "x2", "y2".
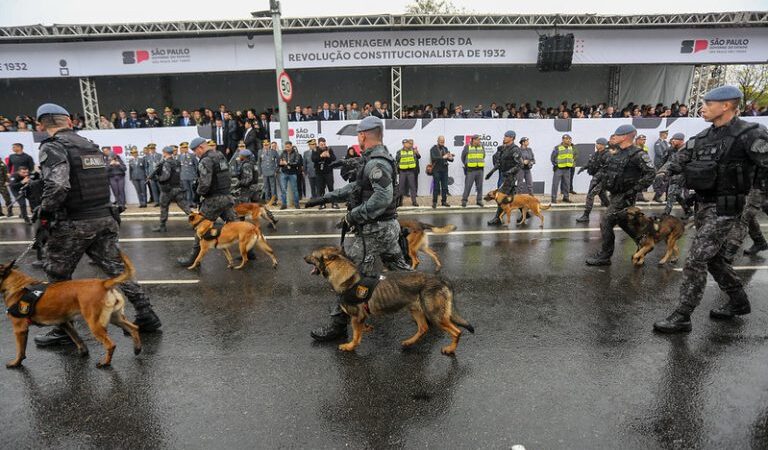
[
  {"x1": 398, "y1": 219, "x2": 456, "y2": 272},
  {"x1": 618, "y1": 206, "x2": 686, "y2": 266},
  {"x1": 187, "y1": 212, "x2": 278, "y2": 270},
  {"x1": 0, "y1": 253, "x2": 141, "y2": 368},
  {"x1": 484, "y1": 189, "x2": 551, "y2": 228},
  {"x1": 304, "y1": 247, "x2": 474, "y2": 355},
  {"x1": 234, "y1": 198, "x2": 279, "y2": 230}
]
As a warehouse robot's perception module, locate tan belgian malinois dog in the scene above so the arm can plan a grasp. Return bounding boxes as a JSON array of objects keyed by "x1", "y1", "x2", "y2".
[{"x1": 187, "y1": 211, "x2": 278, "y2": 270}]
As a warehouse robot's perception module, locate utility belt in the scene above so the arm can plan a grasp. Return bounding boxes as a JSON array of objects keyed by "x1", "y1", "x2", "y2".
[
  {"x1": 696, "y1": 194, "x2": 746, "y2": 216},
  {"x1": 66, "y1": 207, "x2": 113, "y2": 220}
]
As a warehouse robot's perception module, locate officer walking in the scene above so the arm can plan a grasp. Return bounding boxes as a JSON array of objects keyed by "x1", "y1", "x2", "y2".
[
  {"x1": 652, "y1": 130, "x2": 671, "y2": 202},
  {"x1": 486, "y1": 130, "x2": 523, "y2": 226},
  {"x1": 460, "y1": 134, "x2": 486, "y2": 207},
  {"x1": 32, "y1": 103, "x2": 161, "y2": 347},
  {"x1": 576, "y1": 137, "x2": 611, "y2": 223},
  {"x1": 305, "y1": 116, "x2": 412, "y2": 341},
  {"x1": 152, "y1": 146, "x2": 192, "y2": 232},
  {"x1": 551, "y1": 134, "x2": 575, "y2": 203},
  {"x1": 144, "y1": 144, "x2": 162, "y2": 206},
  {"x1": 235, "y1": 149, "x2": 260, "y2": 203},
  {"x1": 177, "y1": 141, "x2": 199, "y2": 208},
  {"x1": 312, "y1": 137, "x2": 338, "y2": 209},
  {"x1": 653, "y1": 86, "x2": 768, "y2": 333},
  {"x1": 127, "y1": 146, "x2": 148, "y2": 208},
  {"x1": 740, "y1": 183, "x2": 768, "y2": 256},
  {"x1": 395, "y1": 138, "x2": 421, "y2": 207},
  {"x1": 176, "y1": 137, "x2": 238, "y2": 266},
  {"x1": 662, "y1": 133, "x2": 693, "y2": 218},
  {"x1": 585, "y1": 125, "x2": 655, "y2": 266}
]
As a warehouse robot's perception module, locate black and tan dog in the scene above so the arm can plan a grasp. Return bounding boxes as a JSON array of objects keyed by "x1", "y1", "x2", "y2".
[
  {"x1": 484, "y1": 189, "x2": 551, "y2": 228},
  {"x1": 188, "y1": 211, "x2": 278, "y2": 270},
  {"x1": 398, "y1": 219, "x2": 456, "y2": 272},
  {"x1": 234, "y1": 198, "x2": 279, "y2": 230},
  {"x1": 304, "y1": 246, "x2": 474, "y2": 355},
  {"x1": 0, "y1": 253, "x2": 141, "y2": 368},
  {"x1": 619, "y1": 206, "x2": 686, "y2": 266}
]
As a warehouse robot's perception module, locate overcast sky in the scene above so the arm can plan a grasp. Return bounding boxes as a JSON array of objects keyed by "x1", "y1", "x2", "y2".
[{"x1": 2, "y1": 0, "x2": 767, "y2": 27}]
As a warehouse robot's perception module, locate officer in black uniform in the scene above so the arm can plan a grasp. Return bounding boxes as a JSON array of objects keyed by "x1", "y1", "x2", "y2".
[
  {"x1": 653, "y1": 86, "x2": 768, "y2": 333},
  {"x1": 176, "y1": 137, "x2": 238, "y2": 266},
  {"x1": 585, "y1": 124, "x2": 656, "y2": 266},
  {"x1": 32, "y1": 103, "x2": 161, "y2": 347},
  {"x1": 486, "y1": 130, "x2": 523, "y2": 226},
  {"x1": 152, "y1": 145, "x2": 192, "y2": 232}
]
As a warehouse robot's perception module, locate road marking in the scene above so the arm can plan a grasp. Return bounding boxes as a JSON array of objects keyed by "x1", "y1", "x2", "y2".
[{"x1": 673, "y1": 266, "x2": 768, "y2": 272}]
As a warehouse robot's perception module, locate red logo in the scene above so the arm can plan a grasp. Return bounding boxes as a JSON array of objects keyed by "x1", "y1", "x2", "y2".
[
  {"x1": 680, "y1": 40, "x2": 708, "y2": 54},
  {"x1": 288, "y1": 128, "x2": 296, "y2": 137},
  {"x1": 122, "y1": 50, "x2": 149, "y2": 64}
]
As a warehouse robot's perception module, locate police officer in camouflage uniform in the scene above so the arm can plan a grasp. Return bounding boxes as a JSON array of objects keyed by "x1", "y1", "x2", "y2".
[
  {"x1": 32, "y1": 103, "x2": 161, "y2": 347},
  {"x1": 486, "y1": 130, "x2": 523, "y2": 226},
  {"x1": 0, "y1": 157, "x2": 12, "y2": 217},
  {"x1": 178, "y1": 141, "x2": 198, "y2": 208},
  {"x1": 176, "y1": 137, "x2": 238, "y2": 266},
  {"x1": 662, "y1": 133, "x2": 694, "y2": 218},
  {"x1": 740, "y1": 184, "x2": 768, "y2": 256},
  {"x1": 143, "y1": 144, "x2": 162, "y2": 206},
  {"x1": 653, "y1": 86, "x2": 768, "y2": 333},
  {"x1": 576, "y1": 137, "x2": 611, "y2": 223},
  {"x1": 586, "y1": 124, "x2": 656, "y2": 266},
  {"x1": 234, "y1": 149, "x2": 260, "y2": 203},
  {"x1": 305, "y1": 116, "x2": 412, "y2": 341},
  {"x1": 151, "y1": 146, "x2": 191, "y2": 232}
]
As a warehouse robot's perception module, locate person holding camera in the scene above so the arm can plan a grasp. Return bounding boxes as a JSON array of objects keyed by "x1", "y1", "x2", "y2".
[{"x1": 429, "y1": 135, "x2": 454, "y2": 208}]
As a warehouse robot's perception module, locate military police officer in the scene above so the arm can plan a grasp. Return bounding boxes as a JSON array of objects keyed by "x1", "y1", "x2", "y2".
[
  {"x1": 177, "y1": 137, "x2": 238, "y2": 266},
  {"x1": 576, "y1": 137, "x2": 611, "y2": 223},
  {"x1": 144, "y1": 143, "x2": 162, "y2": 206},
  {"x1": 740, "y1": 184, "x2": 768, "y2": 256},
  {"x1": 486, "y1": 130, "x2": 523, "y2": 226},
  {"x1": 128, "y1": 146, "x2": 148, "y2": 207},
  {"x1": 152, "y1": 146, "x2": 192, "y2": 232},
  {"x1": 654, "y1": 86, "x2": 768, "y2": 333},
  {"x1": 32, "y1": 103, "x2": 161, "y2": 347},
  {"x1": 585, "y1": 124, "x2": 655, "y2": 266},
  {"x1": 177, "y1": 141, "x2": 199, "y2": 208},
  {"x1": 305, "y1": 116, "x2": 412, "y2": 341},
  {"x1": 234, "y1": 149, "x2": 260, "y2": 203},
  {"x1": 662, "y1": 133, "x2": 693, "y2": 218}
]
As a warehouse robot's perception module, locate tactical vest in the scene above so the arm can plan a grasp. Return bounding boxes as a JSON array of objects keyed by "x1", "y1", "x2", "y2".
[
  {"x1": 684, "y1": 119, "x2": 760, "y2": 215},
  {"x1": 357, "y1": 154, "x2": 398, "y2": 223},
  {"x1": 603, "y1": 146, "x2": 643, "y2": 194},
  {"x1": 240, "y1": 161, "x2": 256, "y2": 187},
  {"x1": 206, "y1": 151, "x2": 232, "y2": 195},
  {"x1": 55, "y1": 131, "x2": 111, "y2": 217},
  {"x1": 159, "y1": 158, "x2": 181, "y2": 189},
  {"x1": 466, "y1": 146, "x2": 485, "y2": 168},
  {"x1": 398, "y1": 149, "x2": 417, "y2": 170},
  {"x1": 499, "y1": 145, "x2": 520, "y2": 172},
  {"x1": 556, "y1": 145, "x2": 574, "y2": 168}
]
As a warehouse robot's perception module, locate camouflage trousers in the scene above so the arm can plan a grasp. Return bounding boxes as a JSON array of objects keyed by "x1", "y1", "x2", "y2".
[
  {"x1": 199, "y1": 194, "x2": 237, "y2": 222},
  {"x1": 0, "y1": 182, "x2": 11, "y2": 208},
  {"x1": 45, "y1": 216, "x2": 151, "y2": 313},
  {"x1": 159, "y1": 187, "x2": 191, "y2": 223},
  {"x1": 598, "y1": 191, "x2": 636, "y2": 257},
  {"x1": 664, "y1": 182, "x2": 690, "y2": 216},
  {"x1": 676, "y1": 203, "x2": 742, "y2": 315},
  {"x1": 584, "y1": 177, "x2": 610, "y2": 214},
  {"x1": 330, "y1": 219, "x2": 412, "y2": 324},
  {"x1": 722, "y1": 189, "x2": 767, "y2": 262}
]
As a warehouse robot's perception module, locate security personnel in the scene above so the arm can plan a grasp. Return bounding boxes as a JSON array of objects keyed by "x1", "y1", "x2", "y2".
[
  {"x1": 486, "y1": 130, "x2": 523, "y2": 226},
  {"x1": 235, "y1": 149, "x2": 260, "y2": 203},
  {"x1": 634, "y1": 134, "x2": 651, "y2": 201},
  {"x1": 176, "y1": 137, "x2": 238, "y2": 266},
  {"x1": 152, "y1": 146, "x2": 191, "y2": 232},
  {"x1": 576, "y1": 137, "x2": 611, "y2": 223},
  {"x1": 144, "y1": 143, "x2": 162, "y2": 206},
  {"x1": 395, "y1": 138, "x2": 420, "y2": 207},
  {"x1": 32, "y1": 103, "x2": 161, "y2": 347},
  {"x1": 550, "y1": 134, "x2": 575, "y2": 203},
  {"x1": 177, "y1": 141, "x2": 198, "y2": 207},
  {"x1": 740, "y1": 183, "x2": 768, "y2": 256},
  {"x1": 0, "y1": 157, "x2": 12, "y2": 217},
  {"x1": 128, "y1": 146, "x2": 148, "y2": 207},
  {"x1": 654, "y1": 86, "x2": 768, "y2": 333},
  {"x1": 652, "y1": 130, "x2": 671, "y2": 202},
  {"x1": 662, "y1": 133, "x2": 693, "y2": 218},
  {"x1": 305, "y1": 116, "x2": 412, "y2": 341},
  {"x1": 585, "y1": 124, "x2": 655, "y2": 266},
  {"x1": 460, "y1": 134, "x2": 485, "y2": 207}
]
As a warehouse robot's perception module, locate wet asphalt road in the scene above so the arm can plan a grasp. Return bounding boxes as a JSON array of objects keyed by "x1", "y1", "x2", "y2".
[{"x1": 1, "y1": 208, "x2": 767, "y2": 449}]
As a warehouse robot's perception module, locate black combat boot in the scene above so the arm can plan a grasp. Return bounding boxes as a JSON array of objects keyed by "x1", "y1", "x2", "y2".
[
  {"x1": 177, "y1": 243, "x2": 201, "y2": 267},
  {"x1": 7, "y1": 205, "x2": 13, "y2": 217},
  {"x1": 575, "y1": 212, "x2": 590, "y2": 223},
  {"x1": 134, "y1": 307, "x2": 162, "y2": 332},
  {"x1": 653, "y1": 311, "x2": 692, "y2": 333},
  {"x1": 34, "y1": 326, "x2": 74, "y2": 347},
  {"x1": 487, "y1": 207, "x2": 503, "y2": 226},
  {"x1": 0, "y1": 208, "x2": 4, "y2": 217},
  {"x1": 710, "y1": 291, "x2": 751, "y2": 320},
  {"x1": 744, "y1": 239, "x2": 768, "y2": 256},
  {"x1": 311, "y1": 305, "x2": 348, "y2": 342},
  {"x1": 585, "y1": 253, "x2": 612, "y2": 266},
  {"x1": 652, "y1": 194, "x2": 663, "y2": 203},
  {"x1": 152, "y1": 222, "x2": 167, "y2": 232}
]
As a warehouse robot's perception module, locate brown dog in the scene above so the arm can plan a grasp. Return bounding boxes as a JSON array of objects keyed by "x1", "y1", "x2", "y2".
[
  {"x1": 398, "y1": 219, "x2": 456, "y2": 272},
  {"x1": 304, "y1": 246, "x2": 474, "y2": 355},
  {"x1": 187, "y1": 212, "x2": 278, "y2": 270},
  {"x1": 234, "y1": 198, "x2": 278, "y2": 230},
  {"x1": 0, "y1": 253, "x2": 141, "y2": 368},
  {"x1": 483, "y1": 189, "x2": 551, "y2": 228},
  {"x1": 621, "y1": 206, "x2": 686, "y2": 266}
]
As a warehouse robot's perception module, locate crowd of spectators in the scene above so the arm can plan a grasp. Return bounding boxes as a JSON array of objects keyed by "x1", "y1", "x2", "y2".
[{"x1": 2, "y1": 98, "x2": 766, "y2": 134}]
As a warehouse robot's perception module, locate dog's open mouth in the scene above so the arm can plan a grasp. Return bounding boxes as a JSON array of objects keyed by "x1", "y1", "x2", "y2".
[{"x1": 310, "y1": 265, "x2": 320, "y2": 275}]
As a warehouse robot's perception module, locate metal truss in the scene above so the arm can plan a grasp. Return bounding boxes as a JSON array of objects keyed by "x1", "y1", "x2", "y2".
[
  {"x1": 391, "y1": 66, "x2": 402, "y2": 119},
  {"x1": 2, "y1": 11, "x2": 766, "y2": 41},
  {"x1": 607, "y1": 66, "x2": 621, "y2": 108},
  {"x1": 79, "y1": 77, "x2": 100, "y2": 129},
  {"x1": 687, "y1": 65, "x2": 728, "y2": 117}
]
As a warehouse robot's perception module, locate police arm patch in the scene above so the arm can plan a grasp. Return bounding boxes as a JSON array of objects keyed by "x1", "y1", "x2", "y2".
[{"x1": 752, "y1": 139, "x2": 768, "y2": 154}]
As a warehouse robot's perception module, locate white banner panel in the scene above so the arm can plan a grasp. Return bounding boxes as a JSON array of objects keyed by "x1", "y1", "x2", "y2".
[
  {"x1": 1, "y1": 27, "x2": 766, "y2": 79},
  {"x1": 3, "y1": 118, "x2": 767, "y2": 205}
]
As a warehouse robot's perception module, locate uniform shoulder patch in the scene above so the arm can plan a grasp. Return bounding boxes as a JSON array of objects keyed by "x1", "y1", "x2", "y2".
[
  {"x1": 751, "y1": 139, "x2": 768, "y2": 154},
  {"x1": 370, "y1": 166, "x2": 383, "y2": 181}
]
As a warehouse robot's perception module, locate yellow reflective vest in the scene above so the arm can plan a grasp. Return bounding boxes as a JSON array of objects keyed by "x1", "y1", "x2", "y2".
[
  {"x1": 398, "y1": 149, "x2": 417, "y2": 170},
  {"x1": 556, "y1": 145, "x2": 574, "y2": 168},
  {"x1": 466, "y1": 145, "x2": 485, "y2": 168}
]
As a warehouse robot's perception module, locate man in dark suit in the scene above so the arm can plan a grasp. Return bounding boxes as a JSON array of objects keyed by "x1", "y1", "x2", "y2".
[
  {"x1": 257, "y1": 113, "x2": 270, "y2": 141},
  {"x1": 243, "y1": 120, "x2": 259, "y2": 151},
  {"x1": 177, "y1": 110, "x2": 195, "y2": 126},
  {"x1": 212, "y1": 118, "x2": 229, "y2": 156},
  {"x1": 291, "y1": 106, "x2": 303, "y2": 122},
  {"x1": 484, "y1": 102, "x2": 500, "y2": 118},
  {"x1": 318, "y1": 102, "x2": 337, "y2": 121},
  {"x1": 114, "y1": 110, "x2": 131, "y2": 129},
  {"x1": 224, "y1": 112, "x2": 240, "y2": 157}
]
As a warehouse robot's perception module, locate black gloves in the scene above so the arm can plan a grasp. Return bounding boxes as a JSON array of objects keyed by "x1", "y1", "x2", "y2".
[
  {"x1": 336, "y1": 213, "x2": 355, "y2": 229},
  {"x1": 305, "y1": 197, "x2": 326, "y2": 208},
  {"x1": 484, "y1": 172, "x2": 493, "y2": 181}
]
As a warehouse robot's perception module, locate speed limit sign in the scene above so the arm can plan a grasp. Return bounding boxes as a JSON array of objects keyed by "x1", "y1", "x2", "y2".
[{"x1": 277, "y1": 71, "x2": 293, "y2": 104}]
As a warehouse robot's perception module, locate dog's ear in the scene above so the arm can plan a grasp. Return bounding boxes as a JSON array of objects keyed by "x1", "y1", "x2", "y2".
[{"x1": 1, "y1": 260, "x2": 15, "y2": 278}]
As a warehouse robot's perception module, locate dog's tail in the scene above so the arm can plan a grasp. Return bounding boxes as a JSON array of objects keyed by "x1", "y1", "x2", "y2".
[
  {"x1": 103, "y1": 252, "x2": 135, "y2": 290},
  {"x1": 540, "y1": 203, "x2": 552, "y2": 210},
  {"x1": 266, "y1": 196, "x2": 277, "y2": 208},
  {"x1": 451, "y1": 309, "x2": 475, "y2": 334},
  {"x1": 420, "y1": 222, "x2": 456, "y2": 234}
]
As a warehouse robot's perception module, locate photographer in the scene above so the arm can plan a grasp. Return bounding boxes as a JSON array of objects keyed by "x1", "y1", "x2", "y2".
[
  {"x1": 429, "y1": 135, "x2": 454, "y2": 208},
  {"x1": 9, "y1": 166, "x2": 36, "y2": 225}
]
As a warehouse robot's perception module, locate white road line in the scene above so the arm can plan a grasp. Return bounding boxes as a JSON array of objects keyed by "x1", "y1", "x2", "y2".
[{"x1": 673, "y1": 266, "x2": 768, "y2": 272}]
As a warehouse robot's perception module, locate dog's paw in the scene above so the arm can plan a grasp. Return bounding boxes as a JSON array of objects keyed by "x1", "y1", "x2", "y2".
[
  {"x1": 96, "y1": 361, "x2": 112, "y2": 369},
  {"x1": 5, "y1": 361, "x2": 23, "y2": 369},
  {"x1": 134, "y1": 346, "x2": 142, "y2": 356},
  {"x1": 440, "y1": 346, "x2": 456, "y2": 356},
  {"x1": 363, "y1": 324, "x2": 374, "y2": 333},
  {"x1": 338, "y1": 343, "x2": 357, "y2": 352},
  {"x1": 186, "y1": 265, "x2": 197, "y2": 271},
  {"x1": 78, "y1": 347, "x2": 89, "y2": 357}
]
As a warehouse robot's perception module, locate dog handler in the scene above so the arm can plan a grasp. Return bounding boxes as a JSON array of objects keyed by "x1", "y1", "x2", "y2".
[
  {"x1": 486, "y1": 130, "x2": 523, "y2": 226},
  {"x1": 653, "y1": 86, "x2": 768, "y2": 333},
  {"x1": 152, "y1": 146, "x2": 192, "y2": 232},
  {"x1": 33, "y1": 103, "x2": 161, "y2": 347},
  {"x1": 305, "y1": 116, "x2": 412, "y2": 341}
]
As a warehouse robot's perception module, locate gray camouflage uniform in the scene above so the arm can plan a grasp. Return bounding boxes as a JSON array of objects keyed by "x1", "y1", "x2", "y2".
[
  {"x1": 197, "y1": 150, "x2": 237, "y2": 222},
  {"x1": 157, "y1": 157, "x2": 191, "y2": 224}
]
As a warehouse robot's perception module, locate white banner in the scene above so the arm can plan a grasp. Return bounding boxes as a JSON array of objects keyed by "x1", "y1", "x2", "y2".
[
  {"x1": 3, "y1": 118, "x2": 767, "y2": 205},
  {"x1": 1, "y1": 27, "x2": 766, "y2": 79}
]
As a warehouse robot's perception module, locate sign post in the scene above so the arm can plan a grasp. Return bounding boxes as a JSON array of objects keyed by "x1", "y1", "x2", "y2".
[{"x1": 269, "y1": 0, "x2": 289, "y2": 145}]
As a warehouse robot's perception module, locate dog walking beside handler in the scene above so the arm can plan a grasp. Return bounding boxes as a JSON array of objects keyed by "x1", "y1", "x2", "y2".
[
  {"x1": 32, "y1": 103, "x2": 161, "y2": 347},
  {"x1": 653, "y1": 86, "x2": 768, "y2": 333},
  {"x1": 486, "y1": 130, "x2": 523, "y2": 226},
  {"x1": 152, "y1": 146, "x2": 192, "y2": 232},
  {"x1": 177, "y1": 137, "x2": 238, "y2": 267},
  {"x1": 305, "y1": 116, "x2": 412, "y2": 341},
  {"x1": 585, "y1": 124, "x2": 655, "y2": 266}
]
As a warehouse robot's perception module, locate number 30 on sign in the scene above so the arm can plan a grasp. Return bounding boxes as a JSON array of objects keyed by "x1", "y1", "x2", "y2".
[{"x1": 278, "y1": 71, "x2": 293, "y2": 104}]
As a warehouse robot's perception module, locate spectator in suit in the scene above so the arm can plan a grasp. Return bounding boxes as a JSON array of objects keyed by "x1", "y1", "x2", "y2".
[
  {"x1": 212, "y1": 118, "x2": 229, "y2": 155},
  {"x1": 318, "y1": 102, "x2": 336, "y2": 121},
  {"x1": 127, "y1": 147, "x2": 147, "y2": 207},
  {"x1": 371, "y1": 100, "x2": 387, "y2": 118},
  {"x1": 144, "y1": 108, "x2": 162, "y2": 127},
  {"x1": 224, "y1": 111, "x2": 241, "y2": 156},
  {"x1": 337, "y1": 104, "x2": 347, "y2": 121},
  {"x1": 312, "y1": 137, "x2": 338, "y2": 209},
  {"x1": 242, "y1": 120, "x2": 259, "y2": 151},
  {"x1": 257, "y1": 113, "x2": 270, "y2": 141},
  {"x1": 216, "y1": 104, "x2": 227, "y2": 121},
  {"x1": 381, "y1": 102, "x2": 393, "y2": 119},
  {"x1": 114, "y1": 110, "x2": 130, "y2": 128},
  {"x1": 305, "y1": 107, "x2": 317, "y2": 121},
  {"x1": 291, "y1": 106, "x2": 304, "y2": 122},
  {"x1": 102, "y1": 147, "x2": 126, "y2": 207},
  {"x1": 484, "y1": 102, "x2": 500, "y2": 118},
  {"x1": 258, "y1": 141, "x2": 280, "y2": 202},
  {"x1": 177, "y1": 110, "x2": 195, "y2": 126}
]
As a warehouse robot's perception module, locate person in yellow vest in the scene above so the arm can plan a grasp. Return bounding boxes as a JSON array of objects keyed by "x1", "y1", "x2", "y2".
[
  {"x1": 460, "y1": 134, "x2": 486, "y2": 207},
  {"x1": 395, "y1": 138, "x2": 421, "y2": 206},
  {"x1": 635, "y1": 134, "x2": 651, "y2": 201},
  {"x1": 550, "y1": 134, "x2": 575, "y2": 203}
]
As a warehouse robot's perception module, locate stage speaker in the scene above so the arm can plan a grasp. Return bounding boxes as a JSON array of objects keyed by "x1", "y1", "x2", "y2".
[{"x1": 537, "y1": 34, "x2": 574, "y2": 72}]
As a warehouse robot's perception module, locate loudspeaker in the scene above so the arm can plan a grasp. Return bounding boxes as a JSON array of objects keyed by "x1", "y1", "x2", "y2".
[{"x1": 537, "y1": 34, "x2": 574, "y2": 72}]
